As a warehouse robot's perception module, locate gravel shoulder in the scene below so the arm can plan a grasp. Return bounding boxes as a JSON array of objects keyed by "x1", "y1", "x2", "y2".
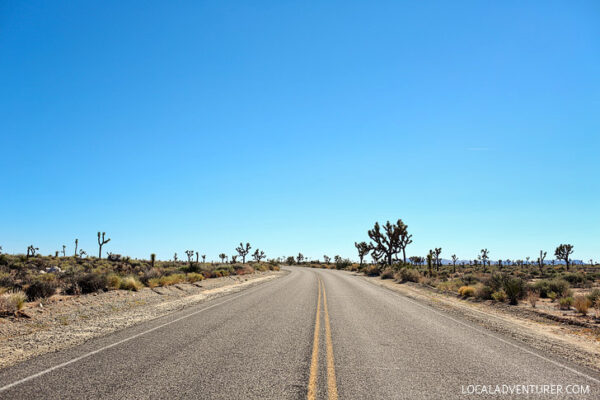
[
  {"x1": 359, "y1": 273, "x2": 600, "y2": 373},
  {"x1": 0, "y1": 270, "x2": 286, "y2": 369}
]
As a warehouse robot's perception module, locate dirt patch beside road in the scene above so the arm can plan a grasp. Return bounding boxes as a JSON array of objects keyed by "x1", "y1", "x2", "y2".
[
  {"x1": 0, "y1": 270, "x2": 286, "y2": 369},
  {"x1": 361, "y1": 274, "x2": 600, "y2": 373}
]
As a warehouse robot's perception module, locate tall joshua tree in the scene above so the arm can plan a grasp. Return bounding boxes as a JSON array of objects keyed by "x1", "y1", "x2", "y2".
[
  {"x1": 538, "y1": 250, "x2": 547, "y2": 273},
  {"x1": 219, "y1": 253, "x2": 227, "y2": 263},
  {"x1": 195, "y1": 252, "x2": 199, "y2": 264},
  {"x1": 451, "y1": 254, "x2": 458, "y2": 273},
  {"x1": 398, "y1": 222, "x2": 413, "y2": 264},
  {"x1": 150, "y1": 253, "x2": 156, "y2": 268},
  {"x1": 231, "y1": 255, "x2": 238, "y2": 263},
  {"x1": 555, "y1": 244, "x2": 574, "y2": 271},
  {"x1": 367, "y1": 219, "x2": 404, "y2": 265},
  {"x1": 201, "y1": 254, "x2": 206, "y2": 263},
  {"x1": 297, "y1": 253, "x2": 304, "y2": 264},
  {"x1": 480, "y1": 249, "x2": 489, "y2": 269},
  {"x1": 173, "y1": 252, "x2": 178, "y2": 262},
  {"x1": 236, "y1": 242, "x2": 251, "y2": 264},
  {"x1": 253, "y1": 249, "x2": 266, "y2": 262},
  {"x1": 97, "y1": 232, "x2": 111, "y2": 259},
  {"x1": 27, "y1": 245, "x2": 39, "y2": 258},
  {"x1": 427, "y1": 250, "x2": 434, "y2": 276},
  {"x1": 61, "y1": 245, "x2": 66, "y2": 257},
  {"x1": 354, "y1": 242, "x2": 370, "y2": 267},
  {"x1": 185, "y1": 250, "x2": 194, "y2": 268},
  {"x1": 323, "y1": 255, "x2": 331, "y2": 264},
  {"x1": 74, "y1": 239, "x2": 79, "y2": 256},
  {"x1": 433, "y1": 248, "x2": 442, "y2": 271}
]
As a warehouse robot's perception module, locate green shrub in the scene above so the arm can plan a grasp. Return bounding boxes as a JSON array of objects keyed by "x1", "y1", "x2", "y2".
[
  {"x1": 534, "y1": 278, "x2": 570, "y2": 298},
  {"x1": 395, "y1": 268, "x2": 420, "y2": 283},
  {"x1": 559, "y1": 296, "x2": 574, "y2": 310},
  {"x1": 503, "y1": 277, "x2": 526, "y2": 305},
  {"x1": 458, "y1": 286, "x2": 475, "y2": 297},
  {"x1": 71, "y1": 273, "x2": 108, "y2": 294},
  {"x1": 25, "y1": 280, "x2": 57, "y2": 300},
  {"x1": 475, "y1": 284, "x2": 494, "y2": 300},
  {"x1": 548, "y1": 291, "x2": 557, "y2": 301},
  {"x1": 186, "y1": 273, "x2": 204, "y2": 283},
  {"x1": 335, "y1": 258, "x2": 352, "y2": 270},
  {"x1": 561, "y1": 272, "x2": 587, "y2": 287},
  {"x1": 491, "y1": 290, "x2": 507, "y2": 302}
]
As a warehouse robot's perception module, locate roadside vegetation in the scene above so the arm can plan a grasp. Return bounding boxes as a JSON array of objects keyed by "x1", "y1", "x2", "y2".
[{"x1": 0, "y1": 236, "x2": 279, "y2": 317}]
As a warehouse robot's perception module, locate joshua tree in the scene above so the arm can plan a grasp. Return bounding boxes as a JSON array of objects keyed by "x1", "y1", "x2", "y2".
[
  {"x1": 297, "y1": 253, "x2": 304, "y2": 264},
  {"x1": 61, "y1": 245, "x2": 66, "y2": 257},
  {"x1": 538, "y1": 251, "x2": 547, "y2": 273},
  {"x1": 427, "y1": 251, "x2": 433, "y2": 276},
  {"x1": 201, "y1": 254, "x2": 206, "y2": 263},
  {"x1": 0, "y1": 245, "x2": 2, "y2": 254},
  {"x1": 236, "y1": 242, "x2": 252, "y2": 263},
  {"x1": 79, "y1": 249, "x2": 87, "y2": 258},
  {"x1": 231, "y1": 255, "x2": 238, "y2": 263},
  {"x1": 195, "y1": 252, "x2": 199, "y2": 264},
  {"x1": 367, "y1": 219, "x2": 405, "y2": 265},
  {"x1": 354, "y1": 242, "x2": 370, "y2": 267},
  {"x1": 173, "y1": 252, "x2": 178, "y2": 262},
  {"x1": 74, "y1": 239, "x2": 78, "y2": 256},
  {"x1": 497, "y1": 259, "x2": 503, "y2": 269},
  {"x1": 27, "y1": 245, "x2": 39, "y2": 258},
  {"x1": 555, "y1": 244, "x2": 574, "y2": 271},
  {"x1": 219, "y1": 253, "x2": 227, "y2": 263},
  {"x1": 480, "y1": 249, "x2": 489, "y2": 269},
  {"x1": 525, "y1": 256, "x2": 530, "y2": 265},
  {"x1": 55, "y1": 251, "x2": 59, "y2": 258},
  {"x1": 323, "y1": 255, "x2": 331, "y2": 264},
  {"x1": 185, "y1": 250, "x2": 194, "y2": 268},
  {"x1": 150, "y1": 253, "x2": 156, "y2": 268},
  {"x1": 253, "y1": 249, "x2": 266, "y2": 262},
  {"x1": 451, "y1": 254, "x2": 458, "y2": 273},
  {"x1": 97, "y1": 232, "x2": 111, "y2": 259},
  {"x1": 433, "y1": 248, "x2": 442, "y2": 271},
  {"x1": 399, "y1": 223, "x2": 413, "y2": 264}
]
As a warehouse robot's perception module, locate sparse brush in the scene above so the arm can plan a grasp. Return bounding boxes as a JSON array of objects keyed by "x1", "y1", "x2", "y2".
[
  {"x1": 186, "y1": 273, "x2": 204, "y2": 283},
  {"x1": 558, "y1": 296, "x2": 574, "y2": 310},
  {"x1": 475, "y1": 284, "x2": 493, "y2": 300},
  {"x1": 527, "y1": 290, "x2": 539, "y2": 308},
  {"x1": 395, "y1": 268, "x2": 421, "y2": 283},
  {"x1": 120, "y1": 276, "x2": 143, "y2": 291},
  {"x1": 380, "y1": 268, "x2": 395, "y2": 279},
  {"x1": 573, "y1": 296, "x2": 591, "y2": 315},
  {"x1": 0, "y1": 290, "x2": 27, "y2": 315},
  {"x1": 25, "y1": 280, "x2": 57, "y2": 301}
]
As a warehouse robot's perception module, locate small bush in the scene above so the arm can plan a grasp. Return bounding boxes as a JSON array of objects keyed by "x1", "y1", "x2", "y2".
[
  {"x1": 120, "y1": 276, "x2": 143, "y2": 291},
  {"x1": 107, "y1": 274, "x2": 122, "y2": 290},
  {"x1": 0, "y1": 290, "x2": 27, "y2": 315},
  {"x1": 147, "y1": 278, "x2": 160, "y2": 288},
  {"x1": 74, "y1": 273, "x2": 108, "y2": 294},
  {"x1": 157, "y1": 273, "x2": 186, "y2": 287},
  {"x1": 491, "y1": 290, "x2": 507, "y2": 302},
  {"x1": 458, "y1": 286, "x2": 475, "y2": 298},
  {"x1": 533, "y1": 278, "x2": 571, "y2": 298},
  {"x1": 573, "y1": 296, "x2": 591, "y2": 315},
  {"x1": 475, "y1": 284, "x2": 494, "y2": 300},
  {"x1": 235, "y1": 266, "x2": 254, "y2": 276},
  {"x1": 558, "y1": 296, "x2": 574, "y2": 310},
  {"x1": 561, "y1": 272, "x2": 587, "y2": 287},
  {"x1": 547, "y1": 291, "x2": 557, "y2": 302},
  {"x1": 380, "y1": 268, "x2": 395, "y2": 279},
  {"x1": 586, "y1": 289, "x2": 600, "y2": 305},
  {"x1": 503, "y1": 277, "x2": 526, "y2": 305},
  {"x1": 25, "y1": 280, "x2": 57, "y2": 300},
  {"x1": 186, "y1": 273, "x2": 204, "y2": 283},
  {"x1": 270, "y1": 265, "x2": 281, "y2": 271},
  {"x1": 395, "y1": 268, "x2": 420, "y2": 283},
  {"x1": 527, "y1": 291, "x2": 539, "y2": 308},
  {"x1": 363, "y1": 265, "x2": 381, "y2": 277}
]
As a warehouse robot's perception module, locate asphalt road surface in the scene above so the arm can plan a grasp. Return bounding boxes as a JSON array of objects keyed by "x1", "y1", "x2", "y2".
[{"x1": 1, "y1": 267, "x2": 599, "y2": 399}]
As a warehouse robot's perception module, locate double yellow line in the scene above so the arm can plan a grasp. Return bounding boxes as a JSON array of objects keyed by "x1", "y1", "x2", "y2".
[{"x1": 308, "y1": 277, "x2": 338, "y2": 400}]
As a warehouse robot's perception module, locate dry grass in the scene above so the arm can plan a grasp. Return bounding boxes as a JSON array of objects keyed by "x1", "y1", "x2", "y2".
[
  {"x1": 574, "y1": 296, "x2": 591, "y2": 315},
  {"x1": 120, "y1": 276, "x2": 143, "y2": 291},
  {"x1": 0, "y1": 290, "x2": 27, "y2": 315},
  {"x1": 458, "y1": 286, "x2": 475, "y2": 298},
  {"x1": 107, "y1": 273, "x2": 122, "y2": 290},
  {"x1": 527, "y1": 291, "x2": 539, "y2": 308}
]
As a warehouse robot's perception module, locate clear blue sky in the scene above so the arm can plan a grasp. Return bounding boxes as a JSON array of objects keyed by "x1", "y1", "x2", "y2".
[{"x1": 1, "y1": 1, "x2": 598, "y2": 262}]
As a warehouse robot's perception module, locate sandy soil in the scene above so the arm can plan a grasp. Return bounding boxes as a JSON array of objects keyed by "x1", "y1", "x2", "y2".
[
  {"x1": 0, "y1": 271, "x2": 285, "y2": 369},
  {"x1": 361, "y1": 274, "x2": 600, "y2": 373}
]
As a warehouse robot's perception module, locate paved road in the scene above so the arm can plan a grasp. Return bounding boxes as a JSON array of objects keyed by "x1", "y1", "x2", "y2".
[{"x1": 1, "y1": 267, "x2": 599, "y2": 399}]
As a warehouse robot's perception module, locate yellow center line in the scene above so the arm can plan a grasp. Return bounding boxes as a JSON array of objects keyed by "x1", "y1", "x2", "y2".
[
  {"x1": 322, "y1": 280, "x2": 339, "y2": 400},
  {"x1": 307, "y1": 277, "x2": 322, "y2": 400}
]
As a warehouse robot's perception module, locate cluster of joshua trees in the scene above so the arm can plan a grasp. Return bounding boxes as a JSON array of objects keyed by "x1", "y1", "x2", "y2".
[{"x1": 354, "y1": 219, "x2": 583, "y2": 271}]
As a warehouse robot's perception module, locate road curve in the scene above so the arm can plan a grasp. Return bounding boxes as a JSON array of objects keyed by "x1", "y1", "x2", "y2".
[{"x1": 0, "y1": 267, "x2": 598, "y2": 399}]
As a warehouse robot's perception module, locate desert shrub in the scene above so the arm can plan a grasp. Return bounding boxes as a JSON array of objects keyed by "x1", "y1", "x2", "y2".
[
  {"x1": 586, "y1": 289, "x2": 600, "y2": 305},
  {"x1": 534, "y1": 278, "x2": 570, "y2": 298},
  {"x1": 270, "y1": 265, "x2": 280, "y2": 271},
  {"x1": 335, "y1": 258, "x2": 352, "y2": 270},
  {"x1": 120, "y1": 276, "x2": 142, "y2": 291},
  {"x1": 475, "y1": 284, "x2": 494, "y2": 300},
  {"x1": 573, "y1": 296, "x2": 591, "y2": 315},
  {"x1": 72, "y1": 273, "x2": 108, "y2": 294},
  {"x1": 25, "y1": 280, "x2": 57, "y2": 300},
  {"x1": 363, "y1": 265, "x2": 381, "y2": 277},
  {"x1": 158, "y1": 273, "x2": 186, "y2": 286},
  {"x1": 527, "y1": 290, "x2": 539, "y2": 308},
  {"x1": 395, "y1": 268, "x2": 420, "y2": 283},
  {"x1": 491, "y1": 290, "x2": 507, "y2": 302},
  {"x1": 235, "y1": 266, "x2": 254, "y2": 275},
  {"x1": 107, "y1": 274, "x2": 122, "y2": 290},
  {"x1": 140, "y1": 267, "x2": 162, "y2": 285},
  {"x1": 380, "y1": 268, "x2": 395, "y2": 279},
  {"x1": 186, "y1": 273, "x2": 204, "y2": 283},
  {"x1": 503, "y1": 277, "x2": 526, "y2": 305},
  {"x1": 548, "y1": 291, "x2": 558, "y2": 301},
  {"x1": 147, "y1": 278, "x2": 160, "y2": 288},
  {"x1": 437, "y1": 279, "x2": 464, "y2": 293},
  {"x1": 558, "y1": 296, "x2": 574, "y2": 310},
  {"x1": 0, "y1": 272, "x2": 16, "y2": 289},
  {"x1": 0, "y1": 290, "x2": 27, "y2": 315},
  {"x1": 458, "y1": 286, "x2": 475, "y2": 297},
  {"x1": 561, "y1": 272, "x2": 587, "y2": 287}
]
